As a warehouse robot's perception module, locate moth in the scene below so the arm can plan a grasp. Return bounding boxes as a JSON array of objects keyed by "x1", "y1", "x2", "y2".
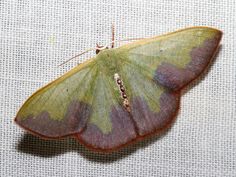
[{"x1": 15, "y1": 27, "x2": 222, "y2": 152}]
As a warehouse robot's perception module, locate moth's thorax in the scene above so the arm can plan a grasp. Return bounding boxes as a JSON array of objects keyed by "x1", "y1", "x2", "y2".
[
  {"x1": 96, "y1": 48, "x2": 115, "y2": 58},
  {"x1": 96, "y1": 49, "x2": 123, "y2": 74}
]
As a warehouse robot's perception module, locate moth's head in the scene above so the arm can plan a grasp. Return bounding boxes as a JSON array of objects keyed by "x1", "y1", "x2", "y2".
[{"x1": 96, "y1": 44, "x2": 109, "y2": 54}]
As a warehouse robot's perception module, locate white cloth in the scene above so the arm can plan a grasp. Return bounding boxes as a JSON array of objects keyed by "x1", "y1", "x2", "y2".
[{"x1": 0, "y1": 0, "x2": 235, "y2": 176}]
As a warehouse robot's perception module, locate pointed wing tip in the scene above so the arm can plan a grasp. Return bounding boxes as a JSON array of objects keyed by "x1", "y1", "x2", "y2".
[
  {"x1": 212, "y1": 28, "x2": 223, "y2": 41},
  {"x1": 215, "y1": 28, "x2": 223, "y2": 36},
  {"x1": 14, "y1": 115, "x2": 22, "y2": 126},
  {"x1": 203, "y1": 27, "x2": 223, "y2": 44},
  {"x1": 14, "y1": 116, "x2": 75, "y2": 140}
]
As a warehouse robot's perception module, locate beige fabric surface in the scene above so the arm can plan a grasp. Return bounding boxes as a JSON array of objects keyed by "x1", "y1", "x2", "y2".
[{"x1": 0, "y1": 0, "x2": 235, "y2": 176}]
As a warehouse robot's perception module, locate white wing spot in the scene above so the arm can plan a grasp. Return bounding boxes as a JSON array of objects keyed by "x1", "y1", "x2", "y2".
[{"x1": 114, "y1": 73, "x2": 131, "y2": 112}]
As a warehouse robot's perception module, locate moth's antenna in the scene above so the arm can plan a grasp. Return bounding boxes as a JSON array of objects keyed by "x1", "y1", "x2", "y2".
[
  {"x1": 58, "y1": 37, "x2": 146, "y2": 67},
  {"x1": 58, "y1": 48, "x2": 95, "y2": 67},
  {"x1": 111, "y1": 24, "x2": 115, "y2": 48}
]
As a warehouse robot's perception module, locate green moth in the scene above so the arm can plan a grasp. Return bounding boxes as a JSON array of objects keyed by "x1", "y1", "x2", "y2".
[{"x1": 15, "y1": 27, "x2": 222, "y2": 152}]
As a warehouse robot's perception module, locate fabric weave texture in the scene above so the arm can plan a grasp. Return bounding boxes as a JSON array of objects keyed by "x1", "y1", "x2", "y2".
[{"x1": 0, "y1": 0, "x2": 235, "y2": 176}]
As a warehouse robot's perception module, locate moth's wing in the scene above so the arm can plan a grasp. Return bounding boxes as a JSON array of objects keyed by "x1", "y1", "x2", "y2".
[
  {"x1": 119, "y1": 27, "x2": 222, "y2": 91},
  {"x1": 114, "y1": 27, "x2": 221, "y2": 136},
  {"x1": 15, "y1": 57, "x2": 137, "y2": 150},
  {"x1": 15, "y1": 59, "x2": 99, "y2": 138}
]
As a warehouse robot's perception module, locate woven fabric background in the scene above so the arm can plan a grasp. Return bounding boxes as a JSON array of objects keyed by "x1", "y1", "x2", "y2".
[{"x1": 0, "y1": 0, "x2": 235, "y2": 176}]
